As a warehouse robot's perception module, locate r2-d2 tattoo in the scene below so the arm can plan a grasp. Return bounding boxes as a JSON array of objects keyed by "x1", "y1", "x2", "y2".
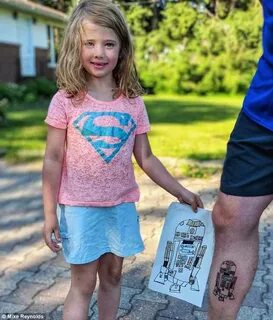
[{"x1": 213, "y1": 260, "x2": 237, "y2": 302}]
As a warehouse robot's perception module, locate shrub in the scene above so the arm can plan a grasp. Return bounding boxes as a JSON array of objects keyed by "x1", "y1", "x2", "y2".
[
  {"x1": 0, "y1": 83, "x2": 26, "y2": 102},
  {"x1": 0, "y1": 78, "x2": 56, "y2": 125},
  {"x1": 0, "y1": 98, "x2": 9, "y2": 126},
  {"x1": 22, "y1": 77, "x2": 57, "y2": 98}
]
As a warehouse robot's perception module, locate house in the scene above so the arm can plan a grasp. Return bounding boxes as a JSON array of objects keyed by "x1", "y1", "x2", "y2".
[{"x1": 0, "y1": 0, "x2": 67, "y2": 83}]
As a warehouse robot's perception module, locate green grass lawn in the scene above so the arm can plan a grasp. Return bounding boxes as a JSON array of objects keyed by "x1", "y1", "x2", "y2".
[
  {"x1": 0, "y1": 99, "x2": 48, "y2": 162},
  {"x1": 0, "y1": 95, "x2": 243, "y2": 167},
  {"x1": 145, "y1": 95, "x2": 243, "y2": 160}
]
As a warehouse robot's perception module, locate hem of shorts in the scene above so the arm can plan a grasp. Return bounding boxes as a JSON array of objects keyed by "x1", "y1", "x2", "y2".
[
  {"x1": 220, "y1": 185, "x2": 273, "y2": 197},
  {"x1": 242, "y1": 108, "x2": 273, "y2": 132},
  {"x1": 64, "y1": 246, "x2": 144, "y2": 265},
  {"x1": 58, "y1": 197, "x2": 140, "y2": 207}
]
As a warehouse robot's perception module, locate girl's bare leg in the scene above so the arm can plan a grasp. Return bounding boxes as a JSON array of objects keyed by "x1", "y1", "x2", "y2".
[
  {"x1": 97, "y1": 253, "x2": 124, "y2": 320},
  {"x1": 63, "y1": 259, "x2": 99, "y2": 320}
]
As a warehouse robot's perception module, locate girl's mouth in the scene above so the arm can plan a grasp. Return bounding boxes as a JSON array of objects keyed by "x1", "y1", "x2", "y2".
[{"x1": 91, "y1": 62, "x2": 108, "y2": 68}]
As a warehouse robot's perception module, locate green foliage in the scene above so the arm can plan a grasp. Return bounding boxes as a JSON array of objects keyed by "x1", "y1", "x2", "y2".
[
  {"x1": 0, "y1": 83, "x2": 25, "y2": 103},
  {"x1": 0, "y1": 98, "x2": 9, "y2": 126},
  {"x1": 0, "y1": 83, "x2": 23, "y2": 125},
  {"x1": 125, "y1": 5, "x2": 153, "y2": 36},
  {"x1": 0, "y1": 78, "x2": 56, "y2": 103},
  {"x1": 124, "y1": 0, "x2": 262, "y2": 95},
  {"x1": 22, "y1": 77, "x2": 57, "y2": 99},
  {"x1": 31, "y1": 0, "x2": 72, "y2": 13},
  {"x1": 0, "y1": 79, "x2": 56, "y2": 128}
]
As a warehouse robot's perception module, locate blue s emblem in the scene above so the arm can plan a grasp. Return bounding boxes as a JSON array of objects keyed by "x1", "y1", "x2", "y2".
[{"x1": 73, "y1": 111, "x2": 136, "y2": 163}]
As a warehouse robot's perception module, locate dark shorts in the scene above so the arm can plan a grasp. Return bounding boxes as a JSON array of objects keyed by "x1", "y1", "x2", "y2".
[{"x1": 220, "y1": 111, "x2": 273, "y2": 196}]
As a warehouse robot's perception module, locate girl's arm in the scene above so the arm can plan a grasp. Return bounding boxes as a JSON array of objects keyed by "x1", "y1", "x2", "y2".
[
  {"x1": 42, "y1": 125, "x2": 66, "y2": 252},
  {"x1": 133, "y1": 133, "x2": 203, "y2": 212}
]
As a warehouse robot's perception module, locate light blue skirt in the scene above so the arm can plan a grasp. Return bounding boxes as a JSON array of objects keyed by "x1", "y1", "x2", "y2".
[{"x1": 57, "y1": 202, "x2": 144, "y2": 264}]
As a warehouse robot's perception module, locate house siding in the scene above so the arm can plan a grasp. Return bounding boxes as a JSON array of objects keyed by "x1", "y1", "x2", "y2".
[
  {"x1": 0, "y1": 9, "x2": 19, "y2": 44},
  {"x1": 36, "y1": 48, "x2": 55, "y2": 80},
  {"x1": 0, "y1": 6, "x2": 64, "y2": 83},
  {"x1": 0, "y1": 43, "x2": 20, "y2": 82}
]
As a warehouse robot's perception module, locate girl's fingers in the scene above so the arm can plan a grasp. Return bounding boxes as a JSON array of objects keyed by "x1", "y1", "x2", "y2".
[
  {"x1": 177, "y1": 193, "x2": 203, "y2": 213},
  {"x1": 196, "y1": 196, "x2": 204, "y2": 208},
  {"x1": 54, "y1": 228, "x2": 61, "y2": 242},
  {"x1": 53, "y1": 228, "x2": 62, "y2": 250},
  {"x1": 44, "y1": 230, "x2": 60, "y2": 252},
  {"x1": 45, "y1": 232, "x2": 55, "y2": 251},
  {"x1": 191, "y1": 196, "x2": 204, "y2": 212},
  {"x1": 191, "y1": 201, "x2": 198, "y2": 213}
]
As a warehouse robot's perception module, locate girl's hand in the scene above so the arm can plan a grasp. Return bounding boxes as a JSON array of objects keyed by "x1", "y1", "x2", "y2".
[
  {"x1": 176, "y1": 186, "x2": 204, "y2": 213},
  {"x1": 43, "y1": 215, "x2": 62, "y2": 253}
]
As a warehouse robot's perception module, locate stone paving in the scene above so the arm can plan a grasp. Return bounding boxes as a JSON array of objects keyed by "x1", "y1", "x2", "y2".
[{"x1": 0, "y1": 160, "x2": 272, "y2": 319}]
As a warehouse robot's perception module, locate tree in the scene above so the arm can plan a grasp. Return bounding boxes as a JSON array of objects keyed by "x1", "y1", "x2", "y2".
[
  {"x1": 134, "y1": 0, "x2": 262, "y2": 94},
  {"x1": 184, "y1": 0, "x2": 256, "y2": 18},
  {"x1": 31, "y1": 0, "x2": 73, "y2": 13}
]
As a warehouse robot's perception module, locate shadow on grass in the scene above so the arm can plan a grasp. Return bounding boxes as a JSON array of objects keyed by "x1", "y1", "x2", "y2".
[
  {"x1": 4, "y1": 99, "x2": 48, "y2": 128},
  {"x1": 0, "y1": 99, "x2": 48, "y2": 162},
  {"x1": 0, "y1": 96, "x2": 241, "y2": 162},
  {"x1": 145, "y1": 98, "x2": 240, "y2": 124}
]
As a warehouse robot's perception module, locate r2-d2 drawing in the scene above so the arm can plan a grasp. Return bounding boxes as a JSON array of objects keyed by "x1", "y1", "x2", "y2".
[
  {"x1": 213, "y1": 260, "x2": 237, "y2": 301},
  {"x1": 154, "y1": 219, "x2": 207, "y2": 292}
]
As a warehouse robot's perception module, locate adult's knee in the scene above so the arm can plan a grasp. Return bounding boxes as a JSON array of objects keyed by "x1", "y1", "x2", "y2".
[
  {"x1": 212, "y1": 198, "x2": 238, "y2": 231},
  {"x1": 212, "y1": 194, "x2": 260, "y2": 237}
]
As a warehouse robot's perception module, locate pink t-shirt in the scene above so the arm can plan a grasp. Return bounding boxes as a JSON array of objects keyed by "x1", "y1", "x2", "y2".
[{"x1": 45, "y1": 90, "x2": 150, "y2": 206}]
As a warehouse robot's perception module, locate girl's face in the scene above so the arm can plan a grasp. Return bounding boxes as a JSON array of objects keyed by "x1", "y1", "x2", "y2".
[{"x1": 80, "y1": 20, "x2": 121, "y2": 83}]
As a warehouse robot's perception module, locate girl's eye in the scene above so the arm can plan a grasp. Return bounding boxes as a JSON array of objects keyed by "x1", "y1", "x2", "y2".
[
  {"x1": 105, "y1": 42, "x2": 115, "y2": 48},
  {"x1": 85, "y1": 41, "x2": 94, "y2": 47}
]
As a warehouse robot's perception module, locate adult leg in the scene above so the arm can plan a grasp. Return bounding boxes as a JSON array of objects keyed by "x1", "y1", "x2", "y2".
[
  {"x1": 97, "y1": 253, "x2": 124, "y2": 320},
  {"x1": 208, "y1": 192, "x2": 273, "y2": 320},
  {"x1": 63, "y1": 259, "x2": 99, "y2": 320}
]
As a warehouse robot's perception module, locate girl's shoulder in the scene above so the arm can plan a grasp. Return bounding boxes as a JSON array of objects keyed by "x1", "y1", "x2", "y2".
[
  {"x1": 49, "y1": 89, "x2": 75, "y2": 109},
  {"x1": 128, "y1": 95, "x2": 145, "y2": 106},
  {"x1": 51, "y1": 89, "x2": 71, "y2": 102}
]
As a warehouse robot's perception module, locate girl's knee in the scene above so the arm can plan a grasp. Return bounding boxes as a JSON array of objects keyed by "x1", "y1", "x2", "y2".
[
  {"x1": 99, "y1": 265, "x2": 122, "y2": 288},
  {"x1": 71, "y1": 277, "x2": 97, "y2": 297},
  {"x1": 98, "y1": 253, "x2": 123, "y2": 288},
  {"x1": 71, "y1": 263, "x2": 98, "y2": 297},
  {"x1": 77, "y1": 286, "x2": 95, "y2": 298}
]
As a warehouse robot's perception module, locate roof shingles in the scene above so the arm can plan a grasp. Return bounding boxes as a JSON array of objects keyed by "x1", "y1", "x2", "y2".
[{"x1": 0, "y1": 0, "x2": 67, "y2": 23}]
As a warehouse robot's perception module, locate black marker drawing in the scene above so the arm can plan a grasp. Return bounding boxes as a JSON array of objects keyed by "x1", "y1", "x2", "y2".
[
  {"x1": 154, "y1": 219, "x2": 207, "y2": 292},
  {"x1": 213, "y1": 260, "x2": 237, "y2": 302}
]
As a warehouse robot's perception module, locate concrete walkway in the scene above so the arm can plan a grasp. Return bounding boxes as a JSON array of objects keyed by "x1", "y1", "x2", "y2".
[{"x1": 0, "y1": 160, "x2": 272, "y2": 319}]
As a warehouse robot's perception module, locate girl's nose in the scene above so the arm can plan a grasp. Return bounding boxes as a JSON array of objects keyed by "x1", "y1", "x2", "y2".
[{"x1": 94, "y1": 45, "x2": 104, "y2": 58}]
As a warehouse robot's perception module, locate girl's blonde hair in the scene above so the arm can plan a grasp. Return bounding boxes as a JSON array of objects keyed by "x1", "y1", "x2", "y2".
[{"x1": 56, "y1": 0, "x2": 144, "y2": 99}]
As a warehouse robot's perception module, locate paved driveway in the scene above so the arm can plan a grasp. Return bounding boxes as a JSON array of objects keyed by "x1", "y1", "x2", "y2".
[{"x1": 0, "y1": 161, "x2": 272, "y2": 319}]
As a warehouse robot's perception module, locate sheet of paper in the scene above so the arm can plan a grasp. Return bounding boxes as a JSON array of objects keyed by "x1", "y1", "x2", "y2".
[{"x1": 148, "y1": 202, "x2": 214, "y2": 307}]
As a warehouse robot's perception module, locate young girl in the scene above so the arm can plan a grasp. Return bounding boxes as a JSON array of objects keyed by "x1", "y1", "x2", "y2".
[{"x1": 42, "y1": 1, "x2": 203, "y2": 319}]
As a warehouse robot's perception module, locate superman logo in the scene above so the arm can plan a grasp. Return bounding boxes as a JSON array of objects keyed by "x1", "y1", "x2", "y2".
[{"x1": 73, "y1": 111, "x2": 136, "y2": 163}]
